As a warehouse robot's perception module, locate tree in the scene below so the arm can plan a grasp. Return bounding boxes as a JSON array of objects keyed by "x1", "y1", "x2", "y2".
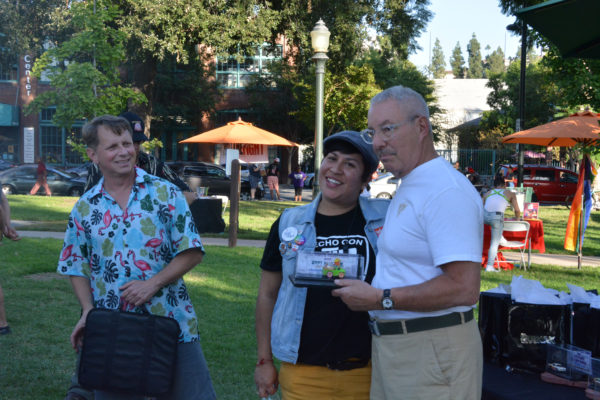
[
  {"x1": 25, "y1": 0, "x2": 146, "y2": 128},
  {"x1": 356, "y1": 43, "x2": 441, "y2": 140},
  {"x1": 540, "y1": 46, "x2": 600, "y2": 112},
  {"x1": 430, "y1": 38, "x2": 446, "y2": 78},
  {"x1": 485, "y1": 46, "x2": 506, "y2": 76},
  {"x1": 481, "y1": 57, "x2": 556, "y2": 143},
  {"x1": 294, "y1": 64, "x2": 381, "y2": 136},
  {"x1": 0, "y1": 0, "x2": 66, "y2": 57},
  {"x1": 450, "y1": 42, "x2": 465, "y2": 78},
  {"x1": 151, "y1": 55, "x2": 220, "y2": 133},
  {"x1": 467, "y1": 33, "x2": 483, "y2": 78}
]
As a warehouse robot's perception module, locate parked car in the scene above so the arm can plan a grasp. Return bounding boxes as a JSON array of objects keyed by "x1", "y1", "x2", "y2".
[
  {"x1": 167, "y1": 161, "x2": 263, "y2": 200},
  {"x1": 369, "y1": 172, "x2": 400, "y2": 199},
  {"x1": 65, "y1": 163, "x2": 91, "y2": 179},
  {"x1": 0, "y1": 160, "x2": 15, "y2": 171},
  {"x1": 498, "y1": 164, "x2": 578, "y2": 203},
  {"x1": 0, "y1": 164, "x2": 86, "y2": 196}
]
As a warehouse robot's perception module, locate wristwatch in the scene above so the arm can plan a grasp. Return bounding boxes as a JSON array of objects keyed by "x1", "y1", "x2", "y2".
[{"x1": 382, "y1": 289, "x2": 394, "y2": 310}]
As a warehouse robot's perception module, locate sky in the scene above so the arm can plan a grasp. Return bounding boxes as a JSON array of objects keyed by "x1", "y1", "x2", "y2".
[{"x1": 408, "y1": 0, "x2": 521, "y2": 74}]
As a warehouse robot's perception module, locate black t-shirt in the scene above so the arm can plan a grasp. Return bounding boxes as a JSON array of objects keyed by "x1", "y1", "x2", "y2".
[
  {"x1": 266, "y1": 163, "x2": 279, "y2": 177},
  {"x1": 260, "y1": 206, "x2": 376, "y2": 365}
]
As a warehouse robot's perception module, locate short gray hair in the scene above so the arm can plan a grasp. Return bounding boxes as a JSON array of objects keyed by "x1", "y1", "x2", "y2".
[
  {"x1": 82, "y1": 115, "x2": 132, "y2": 149},
  {"x1": 370, "y1": 85, "x2": 430, "y2": 120},
  {"x1": 370, "y1": 85, "x2": 432, "y2": 136}
]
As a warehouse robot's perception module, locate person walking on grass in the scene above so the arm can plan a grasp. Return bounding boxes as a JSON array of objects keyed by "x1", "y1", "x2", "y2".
[
  {"x1": 29, "y1": 156, "x2": 52, "y2": 196},
  {"x1": 266, "y1": 157, "x2": 281, "y2": 201},
  {"x1": 0, "y1": 190, "x2": 21, "y2": 335},
  {"x1": 289, "y1": 166, "x2": 307, "y2": 202}
]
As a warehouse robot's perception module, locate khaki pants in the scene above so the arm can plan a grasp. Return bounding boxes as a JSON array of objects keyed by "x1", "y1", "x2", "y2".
[
  {"x1": 279, "y1": 361, "x2": 371, "y2": 400},
  {"x1": 371, "y1": 318, "x2": 482, "y2": 400}
]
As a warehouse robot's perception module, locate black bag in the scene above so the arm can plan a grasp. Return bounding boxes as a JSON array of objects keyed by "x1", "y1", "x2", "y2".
[
  {"x1": 571, "y1": 302, "x2": 600, "y2": 357},
  {"x1": 79, "y1": 308, "x2": 180, "y2": 397},
  {"x1": 479, "y1": 292, "x2": 570, "y2": 373}
]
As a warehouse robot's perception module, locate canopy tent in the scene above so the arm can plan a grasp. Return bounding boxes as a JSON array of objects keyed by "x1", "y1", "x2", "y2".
[
  {"x1": 502, "y1": 111, "x2": 600, "y2": 147},
  {"x1": 180, "y1": 118, "x2": 299, "y2": 147},
  {"x1": 516, "y1": 0, "x2": 600, "y2": 60}
]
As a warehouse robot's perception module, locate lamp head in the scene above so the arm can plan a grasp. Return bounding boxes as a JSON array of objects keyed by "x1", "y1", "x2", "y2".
[{"x1": 310, "y1": 19, "x2": 330, "y2": 53}]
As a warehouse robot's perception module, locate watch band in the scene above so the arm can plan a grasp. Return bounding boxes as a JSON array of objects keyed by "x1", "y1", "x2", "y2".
[{"x1": 382, "y1": 289, "x2": 393, "y2": 310}]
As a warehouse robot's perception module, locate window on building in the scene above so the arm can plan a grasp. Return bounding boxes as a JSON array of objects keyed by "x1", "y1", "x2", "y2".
[
  {"x1": 40, "y1": 108, "x2": 85, "y2": 165},
  {"x1": 216, "y1": 44, "x2": 282, "y2": 89},
  {"x1": 0, "y1": 54, "x2": 17, "y2": 81}
]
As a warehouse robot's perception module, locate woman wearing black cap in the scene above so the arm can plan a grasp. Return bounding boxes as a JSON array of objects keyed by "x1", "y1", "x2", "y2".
[{"x1": 255, "y1": 131, "x2": 390, "y2": 399}]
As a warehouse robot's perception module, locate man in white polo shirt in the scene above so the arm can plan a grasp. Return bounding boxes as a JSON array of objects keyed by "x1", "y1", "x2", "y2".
[{"x1": 333, "y1": 85, "x2": 483, "y2": 400}]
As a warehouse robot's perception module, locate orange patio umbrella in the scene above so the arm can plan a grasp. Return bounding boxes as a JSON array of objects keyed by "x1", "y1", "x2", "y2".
[
  {"x1": 180, "y1": 118, "x2": 299, "y2": 147},
  {"x1": 502, "y1": 111, "x2": 600, "y2": 147}
]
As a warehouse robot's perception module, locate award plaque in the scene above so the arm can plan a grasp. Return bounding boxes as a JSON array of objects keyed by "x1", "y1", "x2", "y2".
[{"x1": 289, "y1": 251, "x2": 363, "y2": 288}]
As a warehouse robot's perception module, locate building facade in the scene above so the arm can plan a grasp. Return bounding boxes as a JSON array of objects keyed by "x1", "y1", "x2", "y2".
[{"x1": 0, "y1": 53, "x2": 84, "y2": 166}]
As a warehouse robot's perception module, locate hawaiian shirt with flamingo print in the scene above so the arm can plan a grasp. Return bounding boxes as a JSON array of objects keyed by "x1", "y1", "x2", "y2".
[{"x1": 57, "y1": 168, "x2": 204, "y2": 343}]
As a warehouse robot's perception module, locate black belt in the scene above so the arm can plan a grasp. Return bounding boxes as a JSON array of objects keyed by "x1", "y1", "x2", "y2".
[
  {"x1": 325, "y1": 358, "x2": 369, "y2": 371},
  {"x1": 368, "y1": 309, "x2": 474, "y2": 336}
]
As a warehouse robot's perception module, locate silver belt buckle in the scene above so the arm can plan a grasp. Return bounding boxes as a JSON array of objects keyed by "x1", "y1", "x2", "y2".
[{"x1": 368, "y1": 319, "x2": 381, "y2": 336}]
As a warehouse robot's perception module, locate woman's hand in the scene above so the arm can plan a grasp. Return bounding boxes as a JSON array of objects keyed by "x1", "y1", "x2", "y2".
[{"x1": 255, "y1": 361, "x2": 278, "y2": 398}]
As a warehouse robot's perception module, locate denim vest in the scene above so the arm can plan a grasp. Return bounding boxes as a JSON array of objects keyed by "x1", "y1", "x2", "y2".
[{"x1": 270, "y1": 194, "x2": 389, "y2": 363}]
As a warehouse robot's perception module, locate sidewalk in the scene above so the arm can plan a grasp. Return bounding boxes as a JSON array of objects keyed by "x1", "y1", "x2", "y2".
[{"x1": 14, "y1": 227, "x2": 600, "y2": 268}]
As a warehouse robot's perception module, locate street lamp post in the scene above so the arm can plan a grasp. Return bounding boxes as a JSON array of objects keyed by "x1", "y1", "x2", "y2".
[
  {"x1": 507, "y1": 19, "x2": 528, "y2": 186},
  {"x1": 310, "y1": 19, "x2": 330, "y2": 198}
]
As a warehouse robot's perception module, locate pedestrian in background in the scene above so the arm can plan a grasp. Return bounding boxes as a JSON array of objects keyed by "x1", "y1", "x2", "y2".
[
  {"x1": 288, "y1": 166, "x2": 306, "y2": 202},
  {"x1": 249, "y1": 163, "x2": 262, "y2": 200},
  {"x1": 29, "y1": 156, "x2": 52, "y2": 196},
  {"x1": 482, "y1": 174, "x2": 521, "y2": 272},
  {"x1": 266, "y1": 157, "x2": 281, "y2": 201}
]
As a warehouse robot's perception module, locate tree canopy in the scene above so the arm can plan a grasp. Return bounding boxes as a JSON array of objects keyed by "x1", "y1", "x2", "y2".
[
  {"x1": 25, "y1": 0, "x2": 146, "y2": 129},
  {"x1": 14, "y1": 0, "x2": 437, "y2": 151},
  {"x1": 485, "y1": 46, "x2": 506, "y2": 77},
  {"x1": 430, "y1": 38, "x2": 446, "y2": 78},
  {"x1": 467, "y1": 33, "x2": 483, "y2": 78},
  {"x1": 450, "y1": 42, "x2": 465, "y2": 78}
]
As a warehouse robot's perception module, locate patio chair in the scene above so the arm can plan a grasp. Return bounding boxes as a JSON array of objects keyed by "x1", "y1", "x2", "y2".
[{"x1": 501, "y1": 220, "x2": 531, "y2": 270}]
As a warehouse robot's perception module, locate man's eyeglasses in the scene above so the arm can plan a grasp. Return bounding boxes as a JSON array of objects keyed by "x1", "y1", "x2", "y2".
[{"x1": 360, "y1": 116, "x2": 419, "y2": 144}]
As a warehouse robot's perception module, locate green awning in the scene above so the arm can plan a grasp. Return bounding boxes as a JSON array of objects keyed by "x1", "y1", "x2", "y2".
[
  {"x1": 517, "y1": 0, "x2": 600, "y2": 59},
  {"x1": 0, "y1": 103, "x2": 18, "y2": 127}
]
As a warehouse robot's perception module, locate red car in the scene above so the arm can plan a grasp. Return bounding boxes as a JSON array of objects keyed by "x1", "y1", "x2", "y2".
[{"x1": 499, "y1": 164, "x2": 578, "y2": 203}]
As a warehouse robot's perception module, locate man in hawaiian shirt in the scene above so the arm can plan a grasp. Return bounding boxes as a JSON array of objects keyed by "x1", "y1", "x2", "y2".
[{"x1": 58, "y1": 115, "x2": 216, "y2": 400}]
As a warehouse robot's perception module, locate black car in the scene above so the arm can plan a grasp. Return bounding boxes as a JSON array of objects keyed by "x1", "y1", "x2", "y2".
[
  {"x1": 0, "y1": 164, "x2": 86, "y2": 196},
  {"x1": 167, "y1": 161, "x2": 263, "y2": 200}
]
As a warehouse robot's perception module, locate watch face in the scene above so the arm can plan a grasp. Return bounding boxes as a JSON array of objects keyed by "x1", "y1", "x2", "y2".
[{"x1": 382, "y1": 298, "x2": 393, "y2": 309}]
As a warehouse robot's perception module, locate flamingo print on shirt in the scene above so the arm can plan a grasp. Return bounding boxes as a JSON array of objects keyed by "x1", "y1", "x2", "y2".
[{"x1": 57, "y1": 169, "x2": 205, "y2": 343}]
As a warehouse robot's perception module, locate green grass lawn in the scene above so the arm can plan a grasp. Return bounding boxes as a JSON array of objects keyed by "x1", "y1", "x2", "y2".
[
  {"x1": 7, "y1": 194, "x2": 600, "y2": 256},
  {"x1": 1, "y1": 237, "x2": 600, "y2": 399},
  {"x1": 6, "y1": 194, "x2": 292, "y2": 239}
]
